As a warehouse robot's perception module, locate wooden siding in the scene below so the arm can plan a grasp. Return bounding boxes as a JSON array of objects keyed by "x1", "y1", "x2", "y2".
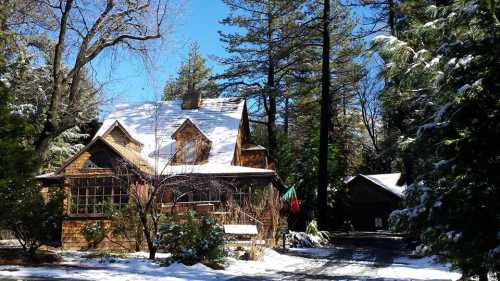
[
  {"x1": 49, "y1": 100, "x2": 280, "y2": 250},
  {"x1": 173, "y1": 122, "x2": 211, "y2": 164},
  {"x1": 61, "y1": 219, "x2": 137, "y2": 251},
  {"x1": 104, "y1": 126, "x2": 141, "y2": 151},
  {"x1": 343, "y1": 177, "x2": 402, "y2": 230},
  {"x1": 240, "y1": 148, "x2": 268, "y2": 169}
]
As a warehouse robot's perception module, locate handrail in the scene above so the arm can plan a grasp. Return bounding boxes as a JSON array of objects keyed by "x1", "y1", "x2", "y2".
[{"x1": 233, "y1": 208, "x2": 263, "y2": 226}]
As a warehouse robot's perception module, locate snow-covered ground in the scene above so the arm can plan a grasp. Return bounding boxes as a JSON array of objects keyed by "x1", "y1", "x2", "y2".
[{"x1": 0, "y1": 248, "x2": 461, "y2": 281}]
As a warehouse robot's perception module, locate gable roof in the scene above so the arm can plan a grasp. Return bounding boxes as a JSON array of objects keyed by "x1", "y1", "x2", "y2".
[
  {"x1": 94, "y1": 98, "x2": 247, "y2": 171},
  {"x1": 346, "y1": 173, "x2": 406, "y2": 198},
  {"x1": 102, "y1": 120, "x2": 142, "y2": 146},
  {"x1": 55, "y1": 136, "x2": 153, "y2": 175},
  {"x1": 171, "y1": 118, "x2": 211, "y2": 144}
]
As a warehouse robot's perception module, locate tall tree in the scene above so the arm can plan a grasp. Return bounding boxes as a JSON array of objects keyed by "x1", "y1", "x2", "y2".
[
  {"x1": 163, "y1": 42, "x2": 218, "y2": 100},
  {"x1": 3, "y1": 0, "x2": 173, "y2": 163},
  {"x1": 7, "y1": 53, "x2": 99, "y2": 172},
  {"x1": 0, "y1": 36, "x2": 63, "y2": 257},
  {"x1": 317, "y1": 0, "x2": 331, "y2": 229},
  {"x1": 218, "y1": 0, "x2": 309, "y2": 164},
  {"x1": 377, "y1": 0, "x2": 500, "y2": 279}
]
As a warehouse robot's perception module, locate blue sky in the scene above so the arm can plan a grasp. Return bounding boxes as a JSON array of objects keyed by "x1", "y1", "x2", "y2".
[
  {"x1": 94, "y1": 1, "x2": 378, "y2": 117},
  {"x1": 95, "y1": 0, "x2": 233, "y2": 115}
]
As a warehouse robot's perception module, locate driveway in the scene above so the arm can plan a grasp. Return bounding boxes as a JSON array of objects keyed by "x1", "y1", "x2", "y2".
[{"x1": 229, "y1": 232, "x2": 458, "y2": 281}]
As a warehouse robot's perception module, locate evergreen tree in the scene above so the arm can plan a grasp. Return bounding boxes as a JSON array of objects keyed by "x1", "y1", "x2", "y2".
[
  {"x1": 6, "y1": 54, "x2": 99, "y2": 172},
  {"x1": 0, "y1": 44, "x2": 63, "y2": 257},
  {"x1": 163, "y1": 43, "x2": 218, "y2": 101},
  {"x1": 376, "y1": 0, "x2": 500, "y2": 279},
  {"x1": 218, "y1": 0, "x2": 310, "y2": 164}
]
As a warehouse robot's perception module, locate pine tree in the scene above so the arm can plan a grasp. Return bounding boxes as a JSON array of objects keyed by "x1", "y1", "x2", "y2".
[
  {"x1": 377, "y1": 0, "x2": 500, "y2": 279},
  {"x1": 163, "y1": 43, "x2": 218, "y2": 101},
  {"x1": 7, "y1": 55, "x2": 99, "y2": 172},
  {"x1": 218, "y1": 0, "x2": 310, "y2": 164},
  {"x1": 0, "y1": 44, "x2": 63, "y2": 257}
]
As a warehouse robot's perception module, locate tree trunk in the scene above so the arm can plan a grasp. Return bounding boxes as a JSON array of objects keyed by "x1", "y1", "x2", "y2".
[
  {"x1": 388, "y1": 0, "x2": 396, "y2": 36},
  {"x1": 267, "y1": 94, "x2": 278, "y2": 163},
  {"x1": 149, "y1": 246, "x2": 157, "y2": 260},
  {"x1": 318, "y1": 0, "x2": 331, "y2": 229},
  {"x1": 35, "y1": 0, "x2": 74, "y2": 162},
  {"x1": 266, "y1": 1, "x2": 278, "y2": 164},
  {"x1": 284, "y1": 97, "x2": 289, "y2": 135},
  {"x1": 138, "y1": 209, "x2": 156, "y2": 259}
]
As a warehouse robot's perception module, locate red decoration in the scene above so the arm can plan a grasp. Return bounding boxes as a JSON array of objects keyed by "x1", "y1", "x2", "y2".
[{"x1": 290, "y1": 195, "x2": 300, "y2": 214}]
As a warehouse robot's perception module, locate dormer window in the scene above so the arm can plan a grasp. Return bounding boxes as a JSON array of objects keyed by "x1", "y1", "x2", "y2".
[
  {"x1": 180, "y1": 138, "x2": 197, "y2": 164},
  {"x1": 171, "y1": 118, "x2": 212, "y2": 164}
]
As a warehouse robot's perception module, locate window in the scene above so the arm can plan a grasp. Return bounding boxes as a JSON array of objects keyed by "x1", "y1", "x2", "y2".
[
  {"x1": 83, "y1": 152, "x2": 113, "y2": 169},
  {"x1": 69, "y1": 177, "x2": 128, "y2": 216},
  {"x1": 174, "y1": 188, "x2": 222, "y2": 203},
  {"x1": 232, "y1": 187, "x2": 251, "y2": 205},
  {"x1": 180, "y1": 139, "x2": 197, "y2": 163}
]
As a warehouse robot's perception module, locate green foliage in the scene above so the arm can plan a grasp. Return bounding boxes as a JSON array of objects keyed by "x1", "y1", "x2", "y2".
[
  {"x1": 281, "y1": 121, "x2": 343, "y2": 228},
  {"x1": 305, "y1": 219, "x2": 319, "y2": 236},
  {"x1": 80, "y1": 221, "x2": 107, "y2": 249},
  {"x1": 0, "y1": 51, "x2": 64, "y2": 257},
  {"x1": 104, "y1": 201, "x2": 144, "y2": 251},
  {"x1": 159, "y1": 210, "x2": 226, "y2": 265},
  {"x1": 379, "y1": 0, "x2": 500, "y2": 277},
  {"x1": 163, "y1": 42, "x2": 218, "y2": 101}
]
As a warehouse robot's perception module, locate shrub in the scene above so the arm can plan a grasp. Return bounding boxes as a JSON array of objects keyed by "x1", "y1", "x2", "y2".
[
  {"x1": 1, "y1": 188, "x2": 64, "y2": 257},
  {"x1": 305, "y1": 219, "x2": 319, "y2": 236},
  {"x1": 104, "y1": 201, "x2": 143, "y2": 251},
  {"x1": 80, "y1": 221, "x2": 106, "y2": 249},
  {"x1": 159, "y1": 210, "x2": 226, "y2": 265}
]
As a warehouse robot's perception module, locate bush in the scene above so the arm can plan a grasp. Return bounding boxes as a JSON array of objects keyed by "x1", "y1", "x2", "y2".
[
  {"x1": 80, "y1": 221, "x2": 106, "y2": 249},
  {"x1": 287, "y1": 231, "x2": 331, "y2": 248},
  {"x1": 305, "y1": 219, "x2": 319, "y2": 236},
  {"x1": 159, "y1": 210, "x2": 225, "y2": 265},
  {"x1": 1, "y1": 187, "x2": 64, "y2": 257},
  {"x1": 104, "y1": 201, "x2": 143, "y2": 251}
]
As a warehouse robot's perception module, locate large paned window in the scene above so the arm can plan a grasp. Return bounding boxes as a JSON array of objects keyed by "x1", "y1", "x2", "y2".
[{"x1": 69, "y1": 177, "x2": 128, "y2": 216}]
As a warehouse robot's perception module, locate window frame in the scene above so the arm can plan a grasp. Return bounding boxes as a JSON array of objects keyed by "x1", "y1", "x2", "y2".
[
  {"x1": 180, "y1": 138, "x2": 198, "y2": 164},
  {"x1": 172, "y1": 188, "x2": 223, "y2": 204},
  {"x1": 68, "y1": 176, "x2": 129, "y2": 217}
]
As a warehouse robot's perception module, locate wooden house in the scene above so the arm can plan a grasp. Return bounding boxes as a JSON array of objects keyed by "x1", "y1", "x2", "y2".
[
  {"x1": 37, "y1": 95, "x2": 281, "y2": 250},
  {"x1": 343, "y1": 173, "x2": 406, "y2": 231}
]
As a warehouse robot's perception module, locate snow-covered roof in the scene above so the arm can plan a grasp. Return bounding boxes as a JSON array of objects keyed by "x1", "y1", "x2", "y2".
[
  {"x1": 161, "y1": 164, "x2": 275, "y2": 176},
  {"x1": 242, "y1": 144, "x2": 266, "y2": 151},
  {"x1": 35, "y1": 172, "x2": 61, "y2": 179},
  {"x1": 95, "y1": 98, "x2": 244, "y2": 169},
  {"x1": 346, "y1": 173, "x2": 406, "y2": 198},
  {"x1": 91, "y1": 98, "x2": 275, "y2": 176},
  {"x1": 224, "y1": 224, "x2": 258, "y2": 235}
]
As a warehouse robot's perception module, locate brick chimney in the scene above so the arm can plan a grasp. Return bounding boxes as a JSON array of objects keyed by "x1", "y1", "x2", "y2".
[{"x1": 181, "y1": 90, "x2": 202, "y2": 109}]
